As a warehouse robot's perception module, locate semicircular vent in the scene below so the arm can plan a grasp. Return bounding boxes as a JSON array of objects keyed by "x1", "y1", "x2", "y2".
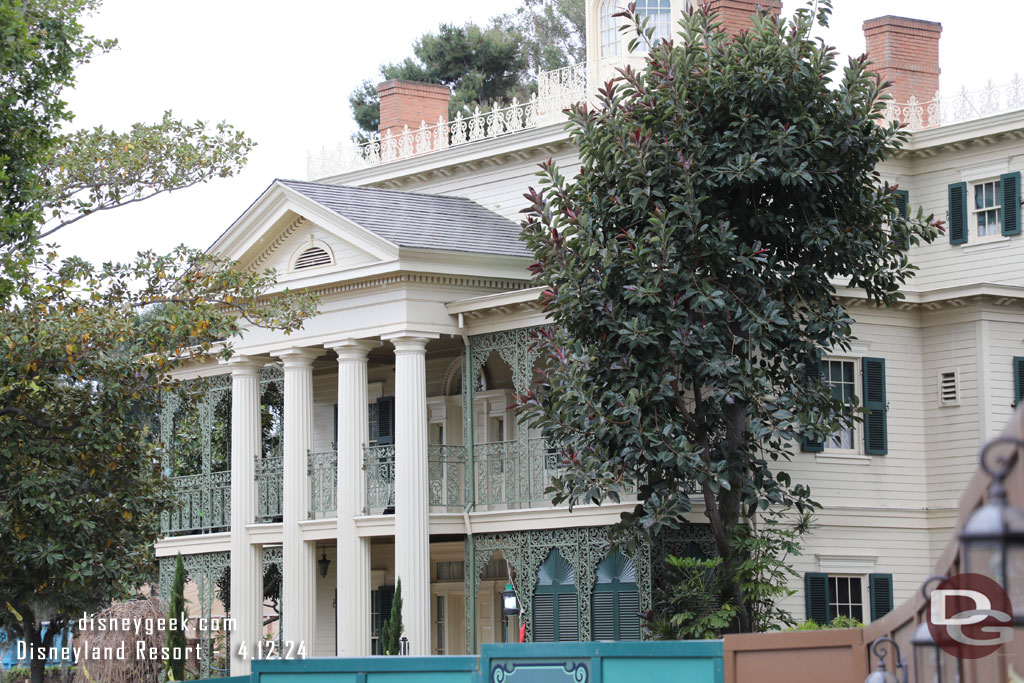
[
  {"x1": 293, "y1": 245, "x2": 332, "y2": 270},
  {"x1": 537, "y1": 549, "x2": 576, "y2": 586},
  {"x1": 596, "y1": 551, "x2": 636, "y2": 584}
]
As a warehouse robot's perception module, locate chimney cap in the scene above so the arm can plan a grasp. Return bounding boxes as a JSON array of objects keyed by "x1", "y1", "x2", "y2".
[
  {"x1": 862, "y1": 15, "x2": 942, "y2": 33},
  {"x1": 376, "y1": 79, "x2": 451, "y2": 96}
]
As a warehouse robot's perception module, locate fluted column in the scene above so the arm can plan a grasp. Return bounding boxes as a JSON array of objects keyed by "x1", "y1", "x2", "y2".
[
  {"x1": 226, "y1": 356, "x2": 264, "y2": 676},
  {"x1": 272, "y1": 348, "x2": 319, "y2": 657},
  {"x1": 385, "y1": 333, "x2": 437, "y2": 656},
  {"x1": 327, "y1": 339, "x2": 377, "y2": 656}
]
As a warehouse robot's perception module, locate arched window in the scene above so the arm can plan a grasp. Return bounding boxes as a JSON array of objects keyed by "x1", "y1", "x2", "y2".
[
  {"x1": 533, "y1": 549, "x2": 579, "y2": 642},
  {"x1": 592, "y1": 551, "x2": 641, "y2": 640},
  {"x1": 600, "y1": 0, "x2": 621, "y2": 59},
  {"x1": 636, "y1": 0, "x2": 672, "y2": 44}
]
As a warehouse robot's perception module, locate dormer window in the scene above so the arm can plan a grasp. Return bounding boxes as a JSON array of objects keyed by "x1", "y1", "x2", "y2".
[{"x1": 289, "y1": 238, "x2": 334, "y2": 272}]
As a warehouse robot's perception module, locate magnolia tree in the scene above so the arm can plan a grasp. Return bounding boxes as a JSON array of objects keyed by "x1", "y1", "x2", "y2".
[
  {"x1": 0, "y1": 3, "x2": 317, "y2": 682},
  {"x1": 520, "y1": 1, "x2": 941, "y2": 631}
]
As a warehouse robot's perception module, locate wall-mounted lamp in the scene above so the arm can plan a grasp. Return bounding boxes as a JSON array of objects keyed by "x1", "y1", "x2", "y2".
[
  {"x1": 318, "y1": 546, "x2": 330, "y2": 578},
  {"x1": 502, "y1": 583, "x2": 520, "y2": 616}
]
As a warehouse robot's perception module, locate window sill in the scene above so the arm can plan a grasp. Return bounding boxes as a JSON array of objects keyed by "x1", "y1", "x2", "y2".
[
  {"x1": 816, "y1": 452, "x2": 872, "y2": 464},
  {"x1": 960, "y1": 236, "x2": 1011, "y2": 250}
]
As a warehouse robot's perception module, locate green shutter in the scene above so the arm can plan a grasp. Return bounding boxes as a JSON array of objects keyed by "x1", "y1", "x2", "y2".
[
  {"x1": 805, "y1": 573, "x2": 830, "y2": 625},
  {"x1": 948, "y1": 182, "x2": 968, "y2": 245},
  {"x1": 802, "y1": 354, "x2": 824, "y2": 452},
  {"x1": 893, "y1": 189, "x2": 910, "y2": 249},
  {"x1": 332, "y1": 403, "x2": 338, "y2": 450},
  {"x1": 1014, "y1": 357, "x2": 1024, "y2": 408},
  {"x1": 556, "y1": 593, "x2": 579, "y2": 642},
  {"x1": 1001, "y1": 172, "x2": 1021, "y2": 236},
  {"x1": 533, "y1": 594, "x2": 555, "y2": 642},
  {"x1": 862, "y1": 357, "x2": 888, "y2": 455},
  {"x1": 869, "y1": 574, "x2": 894, "y2": 621},
  {"x1": 376, "y1": 396, "x2": 395, "y2": 445}
]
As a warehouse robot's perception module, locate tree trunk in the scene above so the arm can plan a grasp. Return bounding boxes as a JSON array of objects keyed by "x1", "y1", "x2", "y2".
[{"x1": 26, "y1": 618, "x2": 61, "y2": 683}]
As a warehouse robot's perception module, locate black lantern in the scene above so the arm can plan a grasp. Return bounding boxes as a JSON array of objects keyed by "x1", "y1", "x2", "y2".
[
  {"x1": 865, "y1": 637, "x2": 907, "y2": 683},
  {"x1": 318, "y1": 546, "x2": 330, "y2": 578},
  {"x1": 502, "y1": 583, "x2": 519, "y2": 616},
  {"x1": 959, "y1": 437, "x2": 1024, "y2": 622},
  {"x1": 911, "y1": 576, "x2": 960, "y2": 683}
]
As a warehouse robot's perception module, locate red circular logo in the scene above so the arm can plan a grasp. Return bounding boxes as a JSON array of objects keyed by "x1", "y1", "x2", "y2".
[{"x1": 926, "y1": 573, "x2": 1014, "y2": 659}]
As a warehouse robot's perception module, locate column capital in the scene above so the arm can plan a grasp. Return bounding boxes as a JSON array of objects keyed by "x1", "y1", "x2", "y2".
[
  {"x1": 382, "y1": 331, "x2": 439, "y2": 354},
  {"x1": 222, "y1": 355, "x2": 267, "y2": 376},
  {"x1": 270, "y1": 347, "x2": 321, "y2": 368},
  {"x1": 325, "y1": 339, "x2": 378, "y2": 361}
]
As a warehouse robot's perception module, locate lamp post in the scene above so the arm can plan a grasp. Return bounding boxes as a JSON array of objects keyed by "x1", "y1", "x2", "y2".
[
  {"x1": 502, "y1": 583, "x2": 519, "y2": 643},
  {"x1": 866, "y1": 637, "x2": 908, "y2": 683},
  {"x1": 317, "y1": 546, "x2": 330, "y2": 579},
  {"x1": 958, "y1": 437, "x2": 1024, "y2": 623},
  {"x1": 910, "y1": 575, "x2": 960, "y2": 683}
]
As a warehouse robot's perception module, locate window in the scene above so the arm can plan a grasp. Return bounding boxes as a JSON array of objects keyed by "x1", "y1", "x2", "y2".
[
  {"x1": 973, "y1": 179, "x2": 1002, "y2": 237},
  {"x1": 805, "y1": 573, "x2": 893, "y2": 624},
  {"x1": 436, "y1": 561, "x2": 464, "y2": 581},
  {"x1": 600, "y1": 0, "x2": 620, "y2": 58},
  {"x1": 592, "y1": 551, "x2": 641, "y2": 641},
  {"x1": 533, "y1": 549, "x2": 579, "y2": 642},
  {"x1": 823, "y1": 359, "x2": 856, "y2": 450},
  {"x1": 1013, "y1": 357, "x2": 1024, "y2": 409},
  {"x1": 948, "y1": 172, "x2": 1021, "y2": 244},
  {"x1": 636, "y1": 0, "x2": 672, "y2": 43}
]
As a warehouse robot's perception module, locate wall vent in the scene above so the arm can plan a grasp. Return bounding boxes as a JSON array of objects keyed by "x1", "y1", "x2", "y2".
[
  {"x1": 293, "y1": 245, "x2": 332, "y2": 270},
  {"x1": 938, "y1": 370, "x2": 959, "y2": 406}
]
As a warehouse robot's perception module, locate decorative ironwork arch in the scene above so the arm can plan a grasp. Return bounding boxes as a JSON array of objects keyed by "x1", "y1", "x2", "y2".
[{"x1": 159, "y1": 551, "x2": 230, "y2": 678}]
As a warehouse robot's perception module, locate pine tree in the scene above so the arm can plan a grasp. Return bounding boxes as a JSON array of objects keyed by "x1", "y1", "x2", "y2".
[
  {"x1": 166, "y1": 553, "x2": 187, "y2": 681},
  {"x1": 380, "y1": 578, "x2": 403, "y2": 655}
]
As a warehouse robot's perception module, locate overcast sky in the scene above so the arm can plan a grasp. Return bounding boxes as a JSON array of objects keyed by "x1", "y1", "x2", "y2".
[{"x1": 55, "y1": 0, "x2": 1024, "y2": 266}]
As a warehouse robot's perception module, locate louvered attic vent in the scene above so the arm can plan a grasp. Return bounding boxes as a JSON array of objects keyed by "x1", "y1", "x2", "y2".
[
  {"x1": 939, "y1": 370, "x2": 959, "y2": 406},
  {"x1": 293, "y1": 246, "x2": 331, "y2": 269}
]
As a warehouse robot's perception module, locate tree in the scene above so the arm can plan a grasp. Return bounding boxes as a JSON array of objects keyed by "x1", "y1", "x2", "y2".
[
  {"x1": 519, "y1": 1, "x2": 941, "y2": 631},
  {"x1": 166, "y1": 554, "x2": 186, "y2": 682},
  {"x1": 0, "y1": 3, "x2": 318, "y2": 683},
  {"x1": 349, "y1": 0, "x2": 584, "y2": 139},
  {"x1": 380, "y1": 578, "x2": 403, "y2": 655}
]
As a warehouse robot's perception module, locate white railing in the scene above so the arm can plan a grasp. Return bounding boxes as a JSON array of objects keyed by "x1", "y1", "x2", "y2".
[
  {"x1": 307, "y1": 64, "x2": 590, "y2": 179},
  {"x1": 883, "y1": 75, "x2": 1024, "y2": 131}
]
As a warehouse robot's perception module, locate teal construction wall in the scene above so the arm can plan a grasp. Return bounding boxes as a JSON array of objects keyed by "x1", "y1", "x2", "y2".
[{"x1": 248, "y1": 641, "x2": 723, "y2": 683}]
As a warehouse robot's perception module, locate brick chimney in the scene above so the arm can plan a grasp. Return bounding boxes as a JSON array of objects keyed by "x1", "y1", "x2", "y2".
[
  {"x1": 697, "y1": 0, "x2": 782, "y2": 37},
  {"x1": 376, "y1": 79, "x2": 451, "y2": 139},
  {"x1": 863, "y1": 16, "x2": 942, "y2": 106}
]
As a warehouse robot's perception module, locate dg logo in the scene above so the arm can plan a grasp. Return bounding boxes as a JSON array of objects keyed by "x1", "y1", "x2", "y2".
[{"x1": 927, "y1": 573, "x2": 1014, "y2": 659}]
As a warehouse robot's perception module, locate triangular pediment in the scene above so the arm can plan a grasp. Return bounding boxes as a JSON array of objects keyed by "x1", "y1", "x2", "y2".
[{"x1": 210, "y1": 181, "x2": 400, "y2": 279}]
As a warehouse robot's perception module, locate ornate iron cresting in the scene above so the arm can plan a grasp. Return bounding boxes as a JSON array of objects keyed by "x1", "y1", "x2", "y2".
[
  {"x1": 308, "y1": 449, "x2": 338, "y2": 518},
  {"x1": 364, "y1": 445, "x2": 396, "y2": 513},
  {"x1": 428, "y1": 444, "x2": 467, "y2": 508},
  {"x1": 883, "y1": 75, "x2": 1024, "y2": 131},
  {"x1": 159, "y1": 552, "x2": 230, "y2": 678}
]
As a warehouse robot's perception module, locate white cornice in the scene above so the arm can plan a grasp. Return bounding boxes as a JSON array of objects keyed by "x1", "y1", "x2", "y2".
[{"x1": 901, "y1": 108, "x2": 1024, "y2": 157}]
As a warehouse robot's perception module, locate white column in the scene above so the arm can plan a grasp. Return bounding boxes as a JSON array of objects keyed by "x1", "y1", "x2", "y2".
[
  {"x1": 226, "y1": 356, "x2": 264, "y2": 676},
  {"x1": 385, "y1": 333, "x2": 437, "y2": 656},
  {"x1": 272, "y1": 348, "x2": 319, "y2": 657},
  {"x1": 327, "y1": 339, "x2": 378, "y2": 656}
]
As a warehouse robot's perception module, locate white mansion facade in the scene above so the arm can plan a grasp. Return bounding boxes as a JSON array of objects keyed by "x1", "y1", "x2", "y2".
[{"x1": 155, "y1": 0, "x2": 1024, "y2": 676}]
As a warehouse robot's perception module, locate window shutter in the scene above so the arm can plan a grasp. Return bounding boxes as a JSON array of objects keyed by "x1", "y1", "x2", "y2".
[
  {"x1": 592, "y1": 591, "x2": 615, "y2": 640},
  {"x1": 1001, "y1": 172, "x2": 1021, "y2": 236},
  {"x1": 374, "y1": 584, "x2": 395, "y2": 653},
  {"x1": 805, "y1": 573, "x2": 830, "y2": 625},
  {"x1": 893, "y1": 189, "x2": 910, "y2": 249},
  {"x1": 533, "y1": 594, "x2": 555, "y2": 642},
  {"x1": 948, "y1": 182, "x2": 968, "y2": 245},
  {"x1": 1014, "y1": 357, "x2": 1024, "y2": 408},
  {"x1": 376, "y1": 396, "x2": 395, "y2": 445},
  {"x1": 617, "y1": 590, "x2": 641, "y2": 640},
  {"x1": 862, "y1": 357, "x2": 888, "y2": 455},
  {"x1": 556, "y1": 593, "x2": 579, "y2": 642},
  {"x1": 802, "y1": 354, "x2": 824, "y2": 453},
  {"x1": 332, "y1": 403, "x2": 338, "y2": 450},
  {"x1": 869, "y1": 574, "x2": 894, "y2": 621}
]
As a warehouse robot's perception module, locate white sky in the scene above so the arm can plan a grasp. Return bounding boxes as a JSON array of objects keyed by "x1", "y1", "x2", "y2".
[{"x1": 56, "y1": 0, "x2": 1024, "y2": 266}]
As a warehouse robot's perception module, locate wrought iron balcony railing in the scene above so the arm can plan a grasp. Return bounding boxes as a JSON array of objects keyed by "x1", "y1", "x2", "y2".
[
  {"x1": 161, "y1": 471, "x2": 231, "y2": 536},
  {"x1": 474, "y1": 438, "x2": 564, "y2": 509},
  {"x1": 364, "y1": 445, "x2": 396, "y2": 513},
  {"x1": 428, "y1": 444, "x2": 467, "y2": 509},
  {"x1": 255, "y1": 455, "x2": 284, "y2": 523},
  {"x1": 308, "y1": 449, "x2": 338, "y2": 518}
]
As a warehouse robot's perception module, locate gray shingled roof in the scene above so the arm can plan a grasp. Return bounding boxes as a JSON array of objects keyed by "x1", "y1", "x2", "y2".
[{"x1": 277, "y1": 179, "x2": 530, "y2": 258}]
